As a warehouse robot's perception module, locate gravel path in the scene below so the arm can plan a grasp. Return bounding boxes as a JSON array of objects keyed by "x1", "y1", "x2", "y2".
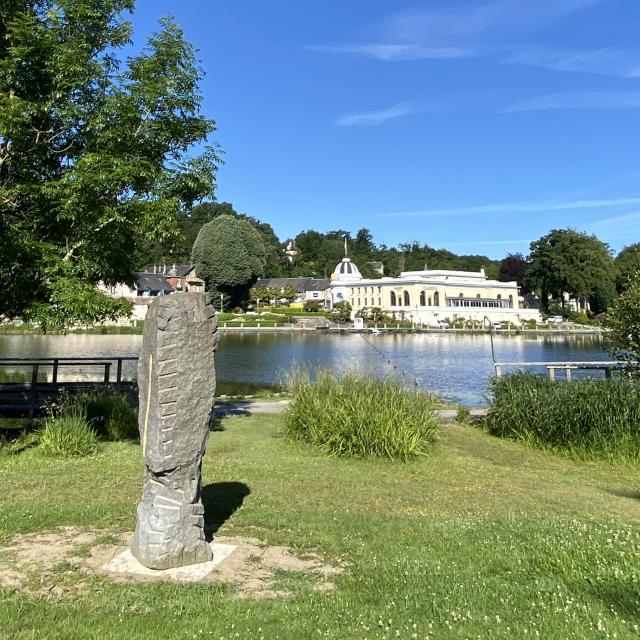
[{"x1": 214, "y1": 399, "x2": 488, "y2": 423}]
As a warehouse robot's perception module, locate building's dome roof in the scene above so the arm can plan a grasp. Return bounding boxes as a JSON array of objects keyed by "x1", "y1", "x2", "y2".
[{"x1": 331, "y1": 257, "x2": 363, "y2": 282}]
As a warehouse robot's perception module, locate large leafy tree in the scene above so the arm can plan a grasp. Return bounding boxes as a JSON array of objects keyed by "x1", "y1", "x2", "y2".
[
  {"x1": 0, "y1": 1, "x2": 220, "y2": 326},
  {"x1": 608, "y1": 272, "x2": 640, "y2": 377},
  {"x1": 615, "y1": 243, "x2": 640, "y2": 293},
  {"x1": 142, "y1": 201, "x2": 285, "y2": 277},
  {"x1": 191, "y1": 214, "x2": 266, "y2": 307},
  {"x1": 526, "y1": 229, "x2": 615, "y2": 313}
]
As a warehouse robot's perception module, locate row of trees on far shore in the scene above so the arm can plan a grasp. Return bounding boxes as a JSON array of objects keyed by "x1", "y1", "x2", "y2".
[{"x1": 180, "y1": 203, "x2": 637, "y2": 314}]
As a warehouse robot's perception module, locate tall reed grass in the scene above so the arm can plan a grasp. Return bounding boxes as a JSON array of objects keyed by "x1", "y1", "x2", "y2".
[
  {"x1": 487, "y1": 372, "x2": 640, "y2": 460},
  {"x1": 284, "y1": 370, "x2": 439, "y2": 461},
  {"x1": 39, "y1": 414, "x2": 99, "y2": 457}
]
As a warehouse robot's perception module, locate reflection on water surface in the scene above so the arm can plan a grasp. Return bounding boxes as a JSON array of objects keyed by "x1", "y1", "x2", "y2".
[{"x1": 0, "y1": 332, "x2": 607, "y2": 405}]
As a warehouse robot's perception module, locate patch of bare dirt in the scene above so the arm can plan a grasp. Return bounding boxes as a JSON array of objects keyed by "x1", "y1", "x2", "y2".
[
  {"x1": 0, "y1": 527, "x2": 342, "y2": 600},
  {"x1": 210, "y1": 535, "x2": 342, "y2": 599}
]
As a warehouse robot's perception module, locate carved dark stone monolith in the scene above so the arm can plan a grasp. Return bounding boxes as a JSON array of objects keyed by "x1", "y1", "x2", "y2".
[{"x1": 130, "y1": 293, "x2": 217, "y2": 570}]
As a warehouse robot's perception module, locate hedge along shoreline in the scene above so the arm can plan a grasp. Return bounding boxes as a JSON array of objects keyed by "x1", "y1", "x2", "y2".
[{"x1": 486, "y1": 372, "x2": 640, "y2": 461}]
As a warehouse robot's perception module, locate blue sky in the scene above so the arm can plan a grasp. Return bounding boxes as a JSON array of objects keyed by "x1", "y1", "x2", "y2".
[{"x1": 132, "y1": 0, "x2": 640, "y2": 259}]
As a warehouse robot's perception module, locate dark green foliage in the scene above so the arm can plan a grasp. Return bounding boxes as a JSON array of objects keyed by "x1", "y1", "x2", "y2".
[
  {"x1": 303, "y1": 300, "x2": 322, "y2": 312},
  {"x1": 141, "y1": 201, "x2": 285, "y2": 277},
  {"x1": 0, "y1": 1, "x2": 219, "y2": 327},
  {"x1": 487, "y1": 372, "x2": 640, "y2": 460},
  {"x1": 191, "y1": 214, "x2": 266, "y2": 307},
  {"x1": 56, "y1": 391, "x2": 138, "y2": 441},
  {"x1": 284, "y1": 370, "x2": 440, "y2": 460},
  {"x1": 456, "y1": 406, "x2": 471, "y2": 424},
  {"x1": 608, "y1": 273, "x2": 640, "y2": 377},
  {"x1": 498, "y1": 253, "x2": 529, "y2": 291},
  {"x1": 83, "y1": 393, "x2": 138, "y2": 441},
  {"x1": 526, "y1": 229, "x2": 615, "y2": 313},
  {"x1": 615, "y1": 243, "x2": 640, "y2": 293}
]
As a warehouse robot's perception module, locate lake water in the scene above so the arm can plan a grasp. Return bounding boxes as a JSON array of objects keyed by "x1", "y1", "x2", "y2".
[{"x1": 0, "y1": 332, "x2": 609, "y2": 405}]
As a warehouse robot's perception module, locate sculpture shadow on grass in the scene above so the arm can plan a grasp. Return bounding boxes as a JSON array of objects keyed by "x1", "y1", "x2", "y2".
[
  {"x1": 606, "y1": 487, "x2": 640, "y2": 501},
  {"x1": 584, "y1": 580, "x2": 640, "y2": 622},
  {"x1": 202, "y1": 481, "x2": 251, "y2": 540}
]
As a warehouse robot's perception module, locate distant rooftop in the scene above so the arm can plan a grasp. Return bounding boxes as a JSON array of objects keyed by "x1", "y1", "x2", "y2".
[{"x1": 255, "y1": 277, "x2": 330, "y2": 293}]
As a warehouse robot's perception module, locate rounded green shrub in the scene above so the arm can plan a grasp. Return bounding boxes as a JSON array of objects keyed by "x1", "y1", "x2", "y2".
[
  {"x1": 284, "y1": 370, "x2": 439, "y2": 460},
  {"x1": 39, "y1": 415, "x2": 99, "y2": 457}
]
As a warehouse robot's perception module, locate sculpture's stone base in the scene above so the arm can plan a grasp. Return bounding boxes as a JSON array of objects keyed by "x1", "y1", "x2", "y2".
[
  {"x1": 130, "y1": 460, "x2": 212, "y2": 570},
  {"x1": 105, "y1": 543, "x2": 236, "y2": 582}
]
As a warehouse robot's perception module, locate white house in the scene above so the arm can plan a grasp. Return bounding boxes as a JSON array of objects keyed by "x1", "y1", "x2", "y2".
[{"x1": 328, "y1": 257, "x2": 542, "y2": 324}]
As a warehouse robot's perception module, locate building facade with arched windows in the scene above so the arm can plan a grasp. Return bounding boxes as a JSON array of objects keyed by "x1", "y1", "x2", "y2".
[{"x1": 328, "y1": 258, "x2": 541, "y2": 324}]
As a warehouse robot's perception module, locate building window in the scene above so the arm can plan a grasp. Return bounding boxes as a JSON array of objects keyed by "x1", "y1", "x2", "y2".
[
  {"x1": 428, "y1": 297, "x2": 432, "y2": 306},
  {"x1": 509, "y1": 294, "x2": 513, "y2": 308},
  {"x1": 476, "y1": 293, "x2": 481, "y2": 299},
  {"x1": 497, "y1": 294, "x2": 502, "y2": 300},
  {"x1": 420, "y1": 291, "x2": 426, "y2": 306},
  {"x1": 358, "y1": 298, "x2": 361, "y2": 306},
  {"x1": 390, "y1": 291, "x2": 397, "y2": 306},
  {"x1": 434, "y1": 292, "x2": 440, "y2": 306},
  {"x1": 404, "y1": 291, "x2": 410, "y2": 306},
  {"x1": 378, "y1": 286, "x2": 382, "y2": 294},
  {"x1": 378, "y1": 297, "x2": 381, "y2": 306},
  {"x1": 364, "y1": 298, "x2": 368, "y2": 306}
]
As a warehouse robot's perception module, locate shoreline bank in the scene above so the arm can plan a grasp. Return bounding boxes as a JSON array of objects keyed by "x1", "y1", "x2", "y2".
[{"x1": 0, "y1": 324, "x2": 605, "y2": 337}]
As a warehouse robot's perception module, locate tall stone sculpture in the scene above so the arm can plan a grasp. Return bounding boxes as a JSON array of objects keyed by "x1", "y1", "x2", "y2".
[{"x1": 131, "y1": 293, "x2": 217, "y2": 570}]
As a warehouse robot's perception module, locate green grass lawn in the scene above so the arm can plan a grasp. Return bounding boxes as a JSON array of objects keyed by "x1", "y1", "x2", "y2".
[{"x1": 1, "y1": 416, "x2": 640, "y2": 639}]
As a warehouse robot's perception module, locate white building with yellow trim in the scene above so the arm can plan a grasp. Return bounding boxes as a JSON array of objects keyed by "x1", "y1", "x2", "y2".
[{"x1": 329, "y1": 257, "x2": 541, "y2": 324}]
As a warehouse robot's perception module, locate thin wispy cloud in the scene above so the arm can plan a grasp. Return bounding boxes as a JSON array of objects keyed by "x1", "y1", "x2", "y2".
[
  {"x1": 502, "y1": 91, "x2": 640, "y2": 113},
  {"x1": 590, "y1": 211, "x2": 640, "y2": 226},
  {"x1": 336, "y1": 103, "x2": 416, "y2": 127},
  {"x1": 386, "y1": 0, "x2": 606, "y2": 42},
  {"x1": 308, "y1": 0, "x2": 630, "y2": 79},
  {"x1": 378, "y1": 197, "x2": 640, "y2": 219},
  {"x1": 501, "y1": 45, "x2": 640, "y2": 78},
  {"x1": 305, "y1": 43, "x2": 471, "y2": 62},
  {"x1": 587, "y1": 210, "x2": 640, "y2": 241}
]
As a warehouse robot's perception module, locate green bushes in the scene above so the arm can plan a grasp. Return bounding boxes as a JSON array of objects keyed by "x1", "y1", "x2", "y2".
[
  {"x1": 38, "y1": 392, "x2": 138, "y2": 457},
  {"x1": 80, "y1": 393, "x2": 138, "y2": 441},
  {"x1": 284, "y1": 370, "x2": 439, "y2": 460},
  {"x1": 40, "y1": 414, "x2": 99, "y2": 457},
  {"x1": 487, "y1": 372, "x2": 640, "y2": 460}
]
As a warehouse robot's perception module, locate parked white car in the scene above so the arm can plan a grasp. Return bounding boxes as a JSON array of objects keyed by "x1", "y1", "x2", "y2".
[
  {"x1": 423, "y1": 318, "x2": 448, "y2": 329},
  {"x1": 548, "y1": 315, "x2": 564, "y2": 324}
]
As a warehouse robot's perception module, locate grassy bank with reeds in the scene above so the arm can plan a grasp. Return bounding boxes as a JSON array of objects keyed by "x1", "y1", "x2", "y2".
[{"x1": 486, "y1": 372, "x2": 640, "y2": 460}]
